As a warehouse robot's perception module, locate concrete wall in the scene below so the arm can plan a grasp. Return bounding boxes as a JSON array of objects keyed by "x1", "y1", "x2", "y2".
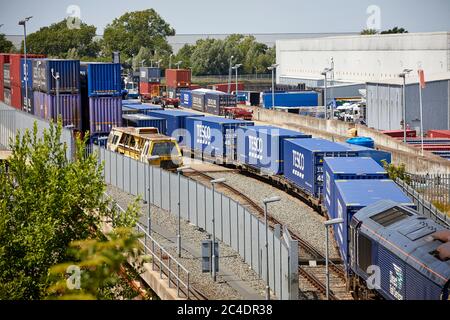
[
  {"x1": 250, "y1": 106, "x2": 450, "y2": 174},
  {"x1": 276, "y1": 32, "x2": 450, "y2": 84}
]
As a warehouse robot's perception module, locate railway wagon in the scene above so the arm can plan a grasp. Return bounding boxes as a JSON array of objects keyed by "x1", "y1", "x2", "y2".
[
  {"x1": 323, "y1": 157, "x2": 388, "y2": 219},
  {"x1": 349, "y1": 200, "x2": 450, "y2": 300},
  {"x1": 333, "y1": 179, "x2": 416, "y2": 269},
  {"x1": 283, "y1": 138, "x2": 358, "y2": 198},
  {"x1": 185, "y1": 116, "x2": 254, "y2": 160},
  {"x1": 338, "y1": 142, "x2": 392, "y2": 166},
  {"x1": 146, "y1": 109, "x2": 204, "y2": 144},
  {"x1": 236, "y1": 125, "x2": 311, "y2": 175}
]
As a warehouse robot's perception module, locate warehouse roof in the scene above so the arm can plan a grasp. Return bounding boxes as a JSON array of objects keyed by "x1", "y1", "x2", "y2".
[{"x1": 366, "y1": 72, "x2": 450, "y2": 86}]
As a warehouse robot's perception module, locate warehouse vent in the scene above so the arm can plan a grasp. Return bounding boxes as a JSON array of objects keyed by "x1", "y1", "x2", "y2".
[{"x1": 371, "y1": 207, "x2": 412, "y2": 227}]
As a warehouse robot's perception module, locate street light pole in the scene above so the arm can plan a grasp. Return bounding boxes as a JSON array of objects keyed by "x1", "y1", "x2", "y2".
[
  {"x1": 147, "y1": 155, "x2": 160, "y2": 236},
  {"x1": 232, "y1": 64, "x2": 242, "y2": 96},
  {"x1": 210, "y1": 178, "x2": 226, "y2": 282},
  {"x1": 321, "y1": 67, "x2": 333, "y2": 120},
  {"x1": 51, "y1": 69, "x2": 60, "y2": 121},
  {"x1": 175, "y1": 61, "x2": 183, "y2": 70},
  {"x1": 19, "y1": 16, "x2": 32, "y2": 113},
  {"x1": 263, "y1": 196, "x2": 281, "y2": 300},
  {"x1": 399, "y1": 69, "x2": 412, "y2": 143},
  {"x1": 227, "y1": 56, "x2": 234, "y2": 94},
  {"x1": 324, "y1": 218, "x2": 344, "y2": 300},
  {"x1": 267, "y1": 64, "x2": 279, "y2": 110},
  {"x1": 176, "y1": 166, "x2": 191, "y2": 257},
  {"x1": 169, "y1": 54, "x2": 173, "y2": 69}
]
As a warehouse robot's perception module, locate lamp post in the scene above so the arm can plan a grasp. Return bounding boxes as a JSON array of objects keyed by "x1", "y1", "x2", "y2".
[
  {"x1": 51, "y1": 68, "x2": 60, "y2": 120},
  {"x1": 267, "y1": 64, "x2": 279, "y2": 110},
  {"x1": 263, "y1": 196, "x2": 281, "y2": 300},
  {"x1": 227, "y1": 55, "x2": 234, "y2": 94},
  {"x1": 176, "y1": 166, "x2": 191, "y2": 257},
  {"x1": 156, "y1": 59, "x2": 163, "y2": 68},
  {"x1": 210, "y1": 178, "x2": 226, "y2": 282},
  {"x1": 169, "y1": 54, "x2": 173, "y2": 69},
  {"x1": 232, "y1": 64, "x2": 242, "y2": 96},
  {"x1": 175, "y1": 61, "x2": 183, "y2": 70},
  {"x1": 324, "y1": 218, "x2": 344, "y2": 300},
  {"x1": 147, "y1": 155, "x2": 160, "y2": 236},
  {"x1": 321, "y1": 67, "x2": 333, "y2": 120},
  {"x1": 399, "y1": 69, "x2": 413, "y2": 143},
  {"x1": 18, "y1": 16, "x2": 32, "y2": 113}
]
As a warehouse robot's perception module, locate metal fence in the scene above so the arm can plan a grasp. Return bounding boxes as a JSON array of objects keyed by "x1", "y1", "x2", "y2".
[
  {"x1": 396, "y1": 178, "x2": 449, "y2": 227},
  {"x1": 191, "y1": 74, "x2": 272, "y2": 82},
  {"x1": 95, "y1": 145, "x2": 299, "y2": 300},
  {"x1": 105, "y1": 194, "x2": 192, "y2": 299},
  {"x1": 0, "y1": 103, "x2": 74, "y2": 159}
]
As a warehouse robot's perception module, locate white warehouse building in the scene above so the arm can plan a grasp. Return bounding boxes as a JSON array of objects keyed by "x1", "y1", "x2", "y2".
[{"x1": 276, "y1": 32, "x2": 450, "y2": 131}]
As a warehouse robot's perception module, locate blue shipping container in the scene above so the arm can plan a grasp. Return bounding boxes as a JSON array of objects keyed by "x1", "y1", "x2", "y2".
[
  {"x1": 32, "y1": 59, "x2": 80, "y2": 94},
  {"x1": 333, "y1": 179, "x2": 416, "y2": 269},
  {"x1": 180, "y1": 90, "x2": 192, "y2": 108},
  {"x1": 82, "y1": 63, "x2": 122, "y2": 97},
  {"x1": 122, "y1": 114, "x2": 167, "y2": 133},
  {"x1": 20, "y1": 58, "x2": 34, "y2": 88},
  {"x1": 185, "y1": 116, "x2": 254, "y2": 159},
  {"x1": 146, "y1": 109, "x2": 204, "y2": 144},
  {"x1": 338, "y1": 142, "x2": 392, "y2": 166},
  {"x1": 237, "y1": 126, "x2": 311, "y2": 175},
  {"x1": 283, "y1": 138, "x2": 358, "y2": 197},
  {"x1": 323, "y1": 157, "x2": 388, "y2": 220},
  {"x1": 88, "y1": 96, "x2": 122, "y2": 136},
  {"x1": 122, "y1": 104, "x2": 163, "y2": 114},
  {"x1": 262, "y1": 91, "x2": 319, "y2": 108}
]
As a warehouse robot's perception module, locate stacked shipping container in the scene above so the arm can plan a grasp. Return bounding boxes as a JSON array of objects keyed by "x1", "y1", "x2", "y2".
[
  {"x1": 165, "y1": 69, "x2": 191, "y2": 99},
  {"x1": 80, "y1": 63, "x2": 123, "y2": 137},
  {"x1": 32, "y1": 59, "x2": 81, "y2": 129},
  {"x1": 139, "y1": 67, "x2": 161, "y2": 99}
]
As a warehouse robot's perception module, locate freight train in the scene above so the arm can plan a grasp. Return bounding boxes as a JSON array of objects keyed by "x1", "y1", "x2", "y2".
[{"x1": 127, "y1": 112, "x2": 449, "y2": 300}]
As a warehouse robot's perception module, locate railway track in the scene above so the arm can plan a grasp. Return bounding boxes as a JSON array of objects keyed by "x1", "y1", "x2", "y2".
[{"x1": 183, "y1": 168, "x2": 351, "y2": 300}]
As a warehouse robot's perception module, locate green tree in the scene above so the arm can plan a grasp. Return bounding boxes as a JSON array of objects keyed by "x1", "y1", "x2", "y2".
[
  {"x1": 0, "y1": 34, "x2": 14, "y2": 53},
  {"x1": 360, "y1": 29, "x2": 379, "y2": 35},
  {"x1": 380, "y1": 27, "x2": 408, "y2": 34},
  {"x1": 25, "y1": 20, "x2": 100, "y2": 58},
  {"x1": 102, "y1": 9, "x2": 175, "y2": 63},
  {"x1": 381, "y1": 160, "x2": 411, "y2": 184},
  {"x1": 0, "y1": 121, "x2": 137, "y2": 299},
  {"x1": 174, "y1": 44, "x2": 195, "y2": 70}
]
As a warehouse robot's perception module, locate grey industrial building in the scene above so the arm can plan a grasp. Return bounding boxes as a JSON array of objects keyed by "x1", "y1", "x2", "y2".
[{"x1": 366, "y1": 74, "x2": 450, "y2": 133}]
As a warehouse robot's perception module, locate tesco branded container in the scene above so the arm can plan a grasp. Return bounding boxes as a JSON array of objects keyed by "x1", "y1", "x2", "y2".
[
  {"x1": 192, "y1": 91, "x2": 206, "y2": 111},
  {"x1": 338, "y1": 142, "x2": 392, "y2": 166},
  {"x1": 185, "y1": 116, "x2": 254, "y2": 159},
  {"x1": 32, "y1": 59, "x2": 80, "y2": 94},
  {"x1": 323, "y1": 157, "x2": 388, "y2": 220},
  {"x1": 80, "y1": 63, "x2": 122, "y2": 97},
  {"x1": 179, "y1": 89, "x2": 192, "y2": 108},
  {"x1": 140, "y1": 67, "x2": 161, "y2": 83},
  {"x1": 33, "y1": 91, "x2": 82, "y2": 130},
  {"x1": 262, "y1": 91, "x2": 319, "y2": 108},
  {"x1": 205, "y1": 92, "x2": 237, "y2": 116},
  {"x1": 237, "y1": 126, "x2": 311, "y2": 175},
  {"x1": 122, "y1": 114, "x2": 167, "y2": 133},
  {"x1": 3, "y1": 64, "x2": 10, "y2": 88},
  {"x1": 283, "y1": 138, "x2": 358, "y2": 198},
  {"x1": 165, "y1": 69, "x2": 191, "y2": 88},
  {"x1": 333, "y1": 179, "x2": 415, "y2": 268},
  {"x1": 87, "y1": 96, "x2": 122, "y2": 136},
  {"x1": 146, "y1": 109, "x2": 204, "y2": 144}
]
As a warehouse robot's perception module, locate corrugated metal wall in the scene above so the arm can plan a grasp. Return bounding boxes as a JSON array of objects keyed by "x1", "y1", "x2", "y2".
[{"x1": 367, "y1": 79, "x2": 450, "y2": 132}]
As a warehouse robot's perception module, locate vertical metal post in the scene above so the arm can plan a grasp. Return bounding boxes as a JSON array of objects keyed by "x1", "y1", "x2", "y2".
[
  {"x1": 418, "y1": 80, "x2": 424, "y2": 155},
  {"x1": 325, "y1": 225, "x2": 330, "y2": 300},
  {"x1": 235, "y1": 67, "x2": 239, "y2": 96},
  {"x1": 402, "y1": 75, "x2": 407, "y2": 143},
  {"x1": 228, "y1": 56, "x2": 233, "y2": 94},
  {"x1": 212, "y1": 183, "x2": 217, "y2": 282},
  {"x1": 23, "y1": 21, "x2": 28, "y2": 113},
  {"x1": 56, "y1": 72, "x2": 60, "y2": 120},
  {"x1": 264, "y1": 203, "x2": 270, "y2": 300},
  {"x1": 177, "y1": 170, "x2": 182, "y2": 258},
  {"x1": 148, "y1": 165, "x2": 152, "y2": 236},
  {"x1": 324, "y1": 73, "x2": 328, "y2": 120},
  {"x1": 271, "y1": 68, "x2": 275, "y2": 110}
]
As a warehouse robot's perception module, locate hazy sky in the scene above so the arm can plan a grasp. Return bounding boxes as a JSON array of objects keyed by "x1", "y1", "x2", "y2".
[{"x1": 1, "y1": 0, "x2": 449, "y2": 35}]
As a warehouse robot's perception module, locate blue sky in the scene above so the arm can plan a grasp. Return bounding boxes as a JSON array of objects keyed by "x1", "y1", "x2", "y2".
[{"x1": 1, "y1": 0, "x2": 449, "y2": 35}]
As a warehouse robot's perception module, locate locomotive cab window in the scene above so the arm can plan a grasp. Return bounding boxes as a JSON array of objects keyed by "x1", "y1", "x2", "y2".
[
  {"x1": 371, "y1": 207, "x2": 412, "y2": 227},
  {"x1": 151, "y1": 142, "x2": 179, "y2": 157}
]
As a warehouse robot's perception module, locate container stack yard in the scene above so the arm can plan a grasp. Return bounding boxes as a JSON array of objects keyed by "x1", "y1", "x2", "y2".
[{"x1": 139, "y1": 66, "x2": 161, "y2": 101}]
